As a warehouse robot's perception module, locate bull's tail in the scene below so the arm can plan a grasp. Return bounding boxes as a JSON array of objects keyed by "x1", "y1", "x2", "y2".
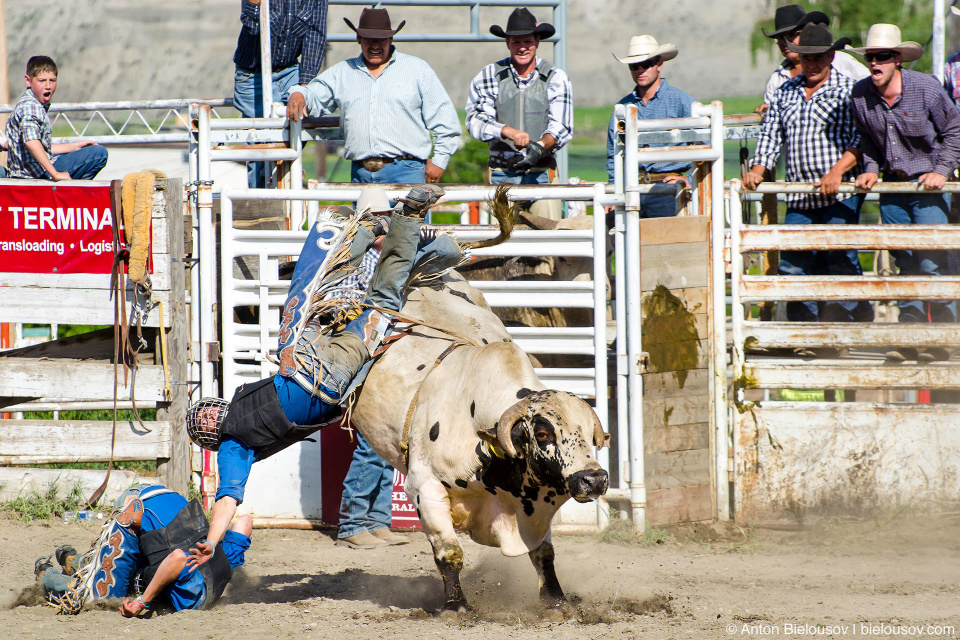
[{"x1": 461, "y1": 184, "x2": 518, "y2": 250}]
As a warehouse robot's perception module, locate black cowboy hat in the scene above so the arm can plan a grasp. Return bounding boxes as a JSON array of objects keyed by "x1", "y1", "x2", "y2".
[
  {"x1": 786, "y1": 22, "x2": 851, "y2": 54},
  {"x1": 344, "y1": 8, "x2": 405, "y2": 39},
  {"x1": 762, "y1": 4, "x2": 829, "y2": 38},
  {"x1": 490, "y1": 8, "x2": 555, "y2": 39}
]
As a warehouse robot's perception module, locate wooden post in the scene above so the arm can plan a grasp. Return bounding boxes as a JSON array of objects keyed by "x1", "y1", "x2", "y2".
[
  {"x1": 695, "y1": 162, "x2": 710, "y2": 217},
  {"x1": 156, "y1": 179, "x2": 190, "y2": 494},
  {"x1": 758, "y1": 171, "x2": 778, "y2": 322}
]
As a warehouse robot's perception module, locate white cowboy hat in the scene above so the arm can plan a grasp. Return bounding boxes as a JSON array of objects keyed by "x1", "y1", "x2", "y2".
[
  {"x1": 846, "y1": 23, "x2": 923, "y2": 62},
  {"x1": 612, "y1": 35, "x2": 678, "y2": 65},
  {"x1": 357, "y1": 186, "x2": 393, "y2": 213}
]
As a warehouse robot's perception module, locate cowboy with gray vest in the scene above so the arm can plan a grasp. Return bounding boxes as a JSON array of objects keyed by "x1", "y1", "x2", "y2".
[{"x1": 465, "y1": 7, "x2": 573, "y2": 190}]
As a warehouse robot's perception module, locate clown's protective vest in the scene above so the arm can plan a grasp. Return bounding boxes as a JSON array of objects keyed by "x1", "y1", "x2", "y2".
[{"x1": 488, "y1": 58, "x2": 555, "y2": 159}]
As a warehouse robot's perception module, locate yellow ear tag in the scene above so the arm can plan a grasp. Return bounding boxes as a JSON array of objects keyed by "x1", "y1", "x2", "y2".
[{"x1": 488, "y1": 441, "x2": 504, "y2": 459}]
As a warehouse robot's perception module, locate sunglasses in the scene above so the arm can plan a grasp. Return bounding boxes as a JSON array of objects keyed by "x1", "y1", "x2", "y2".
[
  {"x1": 776, "y1": 29, "x2": 802, "y2": 43},
  {"x1": 864, "y1": 51, "x2": 897, "y2": 63},
  {"x1": 628, "y1": 57, "x2": 660, "y2": 71}
]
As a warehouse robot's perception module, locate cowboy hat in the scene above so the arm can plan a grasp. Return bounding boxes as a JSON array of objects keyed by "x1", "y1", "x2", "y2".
[
  {"x1": 344, "y1": 8, "x2": 405, "y2": 39},
  {"x1": 786, "y1": 23, "x2": 851, "y2": 55},
  {"x1": 357, "y1": 186, "x2": 393, "y2": 214},
  {"x1": 846, "y1": 23, "x2": 923, "y2": 62},
  {"x1": 490, "y1": 8, "x2": 555, "y2": 39},
  {"x1": 612, "y1": 35, "x2": 678, "y2": 65},
  {"x1": 762, "y1": 5, "x2": 828, "y2": 38}
]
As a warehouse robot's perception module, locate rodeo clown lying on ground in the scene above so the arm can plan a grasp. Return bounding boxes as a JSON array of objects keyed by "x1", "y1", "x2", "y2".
[
  {"x1": 183, "y1": 183, "x2": 462, "y2": 572},
  {"x1": 34, "y1": 483, "x2": 251, "y2": 616}
]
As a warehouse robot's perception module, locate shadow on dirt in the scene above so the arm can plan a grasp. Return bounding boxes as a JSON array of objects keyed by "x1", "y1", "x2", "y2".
[
  {"x1": 220, "y1": 567, "x2": 675, "y2": 625},
  {"x1": 221, "y1": 567, "x2": 443, "y2": 611}
]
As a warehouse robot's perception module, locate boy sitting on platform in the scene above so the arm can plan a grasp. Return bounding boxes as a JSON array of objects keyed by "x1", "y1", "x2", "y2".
[{"x1": 5, "y1": 56, "x2": 107, "y2": 181}]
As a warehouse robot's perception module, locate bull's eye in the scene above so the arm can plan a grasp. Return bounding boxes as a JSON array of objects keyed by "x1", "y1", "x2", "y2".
[{"x1": 532, "y1": 417, "x2": 555, "y2": 445}]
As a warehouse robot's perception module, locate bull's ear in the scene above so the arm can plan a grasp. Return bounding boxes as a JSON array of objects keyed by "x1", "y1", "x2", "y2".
[
  {"x1": 592, "y1": 415, "x2": 610, "y2": 450},
  {"x1": 476, "y1": 398, "x2": 527, "y2": 459}
]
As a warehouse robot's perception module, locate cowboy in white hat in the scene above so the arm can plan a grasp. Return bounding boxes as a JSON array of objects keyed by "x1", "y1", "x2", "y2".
[
  {"x1": 464, "y1": 7, "x2": 573, "y2": 206},
  {"x1": 753, "y1": 5, "x2": 867, "y2": 116},
  {"x1": 605, "y1": 35, "x2": 695, "y2": 218},
  {"x1": 826, "y1": 24, "x2": 960, "y2": 359}
]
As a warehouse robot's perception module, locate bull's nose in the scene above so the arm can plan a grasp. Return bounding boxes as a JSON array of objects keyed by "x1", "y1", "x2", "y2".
[
  {"x1": 572, "y1": 468, "x2": 608, "y2": 500},
  {"x1": 582, "y1": 469, "x2": 608, "y2": 493}
]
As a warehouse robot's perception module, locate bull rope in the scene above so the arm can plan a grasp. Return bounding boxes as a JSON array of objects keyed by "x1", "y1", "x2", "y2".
[{"x1": 398, "y1": 338, "x2": 472, "y2": 467}]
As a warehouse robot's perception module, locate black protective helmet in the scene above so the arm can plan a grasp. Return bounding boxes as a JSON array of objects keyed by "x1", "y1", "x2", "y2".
[{"x1": 186, "y1": 398, "x2": 230, "y2": 451}]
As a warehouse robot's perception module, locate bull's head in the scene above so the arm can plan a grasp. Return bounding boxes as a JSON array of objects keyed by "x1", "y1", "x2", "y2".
[{"x1": 477, "y1": 390, "x2": 610, "y2": 502}]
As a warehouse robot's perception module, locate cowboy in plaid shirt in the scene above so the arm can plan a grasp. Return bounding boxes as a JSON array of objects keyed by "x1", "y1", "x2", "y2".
[
  {"x1": 465, "y1": 8, "x2": 573, "y2": 188},
  {"x1": 744, "y1": 23, "x2": 870, "y2": 326}
]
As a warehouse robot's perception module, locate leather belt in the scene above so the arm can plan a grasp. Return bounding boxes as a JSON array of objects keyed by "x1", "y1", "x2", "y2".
[
  {"x1": 638, "y1": 170, "x2": 684, "y2": 184},
  {"x1": 358, "y1": 155, "x2": 422, "y2": 172},
  {"x1": 882, "y1": 171, "x2": 920, "y2": 182}
]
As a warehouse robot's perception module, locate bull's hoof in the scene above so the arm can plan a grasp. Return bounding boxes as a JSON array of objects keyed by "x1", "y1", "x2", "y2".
[{"x1": 439, "y1": 608, "x2": 465, "y2": 623}]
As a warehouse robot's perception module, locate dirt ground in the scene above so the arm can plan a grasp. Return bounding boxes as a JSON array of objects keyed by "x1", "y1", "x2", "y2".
[{"x1": 1, "y1": 514, "x2": 958, "y2": 640}]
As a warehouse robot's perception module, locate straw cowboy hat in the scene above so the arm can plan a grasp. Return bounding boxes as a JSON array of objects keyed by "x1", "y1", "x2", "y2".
[
  {"x1": 489, "y1": 8, "x2": 555, "y2": 39},
  {"x1": 846, "y1": 24, "x2": 923, "y2": 62},
  {"x1": 344, "y1": 8, "x2": 405, "y2": 38},
  {"x1": 762, "y1": 4, "x2": 829, "y2": 38},
  {"x1": 613, "y1": 35, "x2": 678, "y2": 65},
  {"x1": 786, "y1": 23, "x2": 851, "y2": 55}
]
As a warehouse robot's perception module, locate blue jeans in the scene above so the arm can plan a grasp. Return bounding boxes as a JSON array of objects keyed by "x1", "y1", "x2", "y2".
[
  {"x1": 350, "y1": 159, "x2": 426, "y2": 183},
  {"x1": 234, "y1": 65, "x2": 300, "y2": 188},
  {"x1": 490, "y1": 168, "x2": 549, "y2": 186},
  {"x1": 338, "y1": 431, "x2": 394, "y2": 538},
  {"x1": 780, "y1": 196, "x2": 867, "y2": 322},
  {"x1": 880, "y1": 188, "x2": 957, "y2": 323},
  {"x1": 640, "y1": 193, "x2": 678, "y2": 219},
  {"x1": 274, "y1": 369, "x2": 340, "y2": 423},
  {"x1": 47, "y1": 145, "x2": 108, "y2": 180}
]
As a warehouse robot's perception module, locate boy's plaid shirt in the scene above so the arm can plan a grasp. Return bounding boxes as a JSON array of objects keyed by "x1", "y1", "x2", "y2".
[{"x1": 5, "y1": 89, "x2": 53, "y2": 179}]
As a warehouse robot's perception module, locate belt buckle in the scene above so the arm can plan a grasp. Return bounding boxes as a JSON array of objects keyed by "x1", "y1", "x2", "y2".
[
  {"x1": 362, "y1": 158, "x2": 384, "y2": 172},
  {"x1": 638, "y1": 170, "x2": 652, "y2": 184}
]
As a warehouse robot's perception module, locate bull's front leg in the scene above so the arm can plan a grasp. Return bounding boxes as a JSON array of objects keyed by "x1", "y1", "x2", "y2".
[
  {"x1": 529, "y1": 535, "x2": 572, "y2": 621},
  {"x1": 408, "y1": 474, "x2": 469, "y2": 618}
]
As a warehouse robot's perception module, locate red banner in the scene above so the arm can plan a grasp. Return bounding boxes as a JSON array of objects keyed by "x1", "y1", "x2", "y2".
[{"x1": 0, "y1": 184, "x2": 117, "y2": 274}]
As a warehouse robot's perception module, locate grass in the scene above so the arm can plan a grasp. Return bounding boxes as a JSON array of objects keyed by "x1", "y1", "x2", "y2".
[
  {"x1": 596, "y1": 509, "x2": 673, "y2": 547},
  {"x1": 0, "y1": 482, "x2": 86, "y2": 522}
]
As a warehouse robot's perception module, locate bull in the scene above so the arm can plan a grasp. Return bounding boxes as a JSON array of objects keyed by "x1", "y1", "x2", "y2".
[{"x1": 350, "y1": 276, "x2": 610, "y2": 618}]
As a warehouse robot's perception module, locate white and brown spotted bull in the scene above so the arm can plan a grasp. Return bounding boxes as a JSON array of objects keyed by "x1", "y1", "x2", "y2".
[{"x1": 350, "y1": 275, "x2": 610, "y2": 618}]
